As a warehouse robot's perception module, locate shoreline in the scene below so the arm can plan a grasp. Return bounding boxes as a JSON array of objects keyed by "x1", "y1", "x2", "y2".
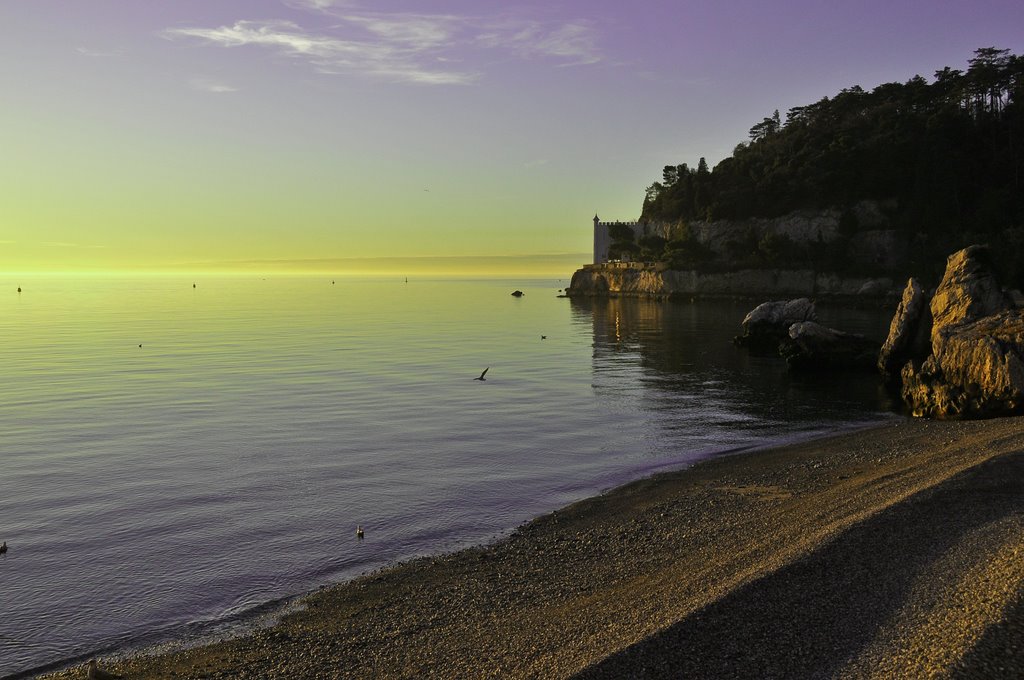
[
  {"x1": 40, "y1": 416, "x2": 1024, "y2": 679},
  {"x1": 17, "y1": 420, "x2": 892, "y2": 678}
]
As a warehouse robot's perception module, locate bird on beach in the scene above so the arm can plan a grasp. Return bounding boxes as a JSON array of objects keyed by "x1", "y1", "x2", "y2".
[
  {"x1": 356, "y1": 526, "x2": 364, "y2": 539},
  {"x1": 0, "y1": 541, "x2": 7, "y2": 554},
  {"x1": 474, "y1": 367, "x2": 489, "y2": 381},
  {"x1": 86, "y1": 658, "x2": 123, "y2": 680}
]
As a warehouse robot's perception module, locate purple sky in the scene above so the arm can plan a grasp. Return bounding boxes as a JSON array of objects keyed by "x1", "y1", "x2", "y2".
[{"x1": 2, "y1": 1, "x2": 1022, "y2": 271}]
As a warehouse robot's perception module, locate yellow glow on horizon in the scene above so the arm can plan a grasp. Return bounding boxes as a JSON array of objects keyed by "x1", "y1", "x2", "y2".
[{"x1": 1, "y1": 254, "x2": 590, "y2": 278}]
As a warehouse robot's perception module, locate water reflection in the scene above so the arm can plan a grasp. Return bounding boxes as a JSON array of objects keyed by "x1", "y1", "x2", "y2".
[{"x1": 571, "y1": 296, "x2": 899, "y2": 459}]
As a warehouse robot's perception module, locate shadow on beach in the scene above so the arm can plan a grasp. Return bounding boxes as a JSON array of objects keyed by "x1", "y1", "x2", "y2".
[{"x1": 575, "y1": 451, "x2": 1024, "y2": 679}]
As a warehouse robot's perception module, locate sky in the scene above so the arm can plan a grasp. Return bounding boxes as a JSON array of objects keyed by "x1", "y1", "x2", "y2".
[{"x1": 1, "y1": 1, "x2": 1022, "y2": 274}]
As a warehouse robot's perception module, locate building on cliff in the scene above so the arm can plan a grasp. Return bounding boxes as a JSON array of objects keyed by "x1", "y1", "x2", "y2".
[{"x1": 592, "y1": 215, "x2": 663, "y2": 264}]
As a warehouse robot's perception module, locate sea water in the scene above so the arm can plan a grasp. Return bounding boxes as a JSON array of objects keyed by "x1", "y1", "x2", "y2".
[{"x1": 0, "y1": 275, "x2": 896, "y2": 676}]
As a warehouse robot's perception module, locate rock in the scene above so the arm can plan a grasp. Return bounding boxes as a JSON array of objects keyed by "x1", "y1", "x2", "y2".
[
  {"x1": 878, "y1": 278, "x2": 932, "y2": 380},
  {"x1": 734, "y1": 298, "x2": 816, "y2": 349},
  {"x1": 928, "y1": 245, "x2": 1011, "y2": 345},
  {"x1": 904, "y1": 310, "x2": 1024, "y2": 418},
  {"x1": 893, "y1": 245, "x2": 1024, "y2": 419},
  {"x1": 780, "y1": 321, "x2": 880, "y2": 371},
  {"x1": 511, "y1": 290, "x2": 524, "y2": 297},
  {"x1": 565, "y1": 265, "x2": 900, "y2": 300}
]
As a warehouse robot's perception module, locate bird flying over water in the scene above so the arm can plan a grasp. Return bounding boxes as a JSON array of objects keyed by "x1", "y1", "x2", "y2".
[{"x1": 474, "y1": 367, "x2": 489, "y2": 381}]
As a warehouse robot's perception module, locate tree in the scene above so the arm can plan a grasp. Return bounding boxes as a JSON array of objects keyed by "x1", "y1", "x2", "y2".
[
  {"x1": 662, "y1": 165, "x2": 678, "y2": 187},
  {"x1": 748, "y1": 110, "x2": 781, "y2": 141},
  {"x1": 608, "y1": 223, "x2": 635, "y2": 242}
]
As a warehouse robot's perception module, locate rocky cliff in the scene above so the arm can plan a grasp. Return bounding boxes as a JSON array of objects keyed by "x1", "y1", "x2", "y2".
[{"x1": 567, "y1": 264, "x2": 895, "y2": 301}]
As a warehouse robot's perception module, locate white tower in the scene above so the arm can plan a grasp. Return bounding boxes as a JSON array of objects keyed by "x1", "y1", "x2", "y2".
[{"x1": 593, "y1": 214, "x2": 607, "y2": 264}]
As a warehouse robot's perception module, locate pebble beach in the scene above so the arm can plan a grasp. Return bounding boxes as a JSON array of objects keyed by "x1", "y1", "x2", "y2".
[{"x1": 41, "y1": 416, "x2": 1024, "y2": 679}]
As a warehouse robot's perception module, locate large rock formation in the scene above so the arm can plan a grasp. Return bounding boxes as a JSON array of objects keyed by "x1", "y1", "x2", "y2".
[
  {"x1": 927, "y1": 245, "x2": 1010, "y2": 342},
  {"x1": 884, "y1": 245, "x2": 1023, "y2": 418},
  {"x1": 781, "y1": 321, "x2": 881, "y2": 371},
  {"x1": 877, "y1": 278, "x2": 932, "y2": 380},
  {"x1": 734, "y1": 298, "x2": 816, "y2": 349}
]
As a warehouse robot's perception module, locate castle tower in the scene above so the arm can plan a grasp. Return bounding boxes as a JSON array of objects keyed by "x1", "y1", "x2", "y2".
[{"x1": 593, "y1": 214, "x2": 606, "y2": 264}]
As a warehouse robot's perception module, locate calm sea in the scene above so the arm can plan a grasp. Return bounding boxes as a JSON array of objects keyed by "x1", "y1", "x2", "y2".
[{"x1": 0, "y1": 275, "x2": 897, "y2": 677}]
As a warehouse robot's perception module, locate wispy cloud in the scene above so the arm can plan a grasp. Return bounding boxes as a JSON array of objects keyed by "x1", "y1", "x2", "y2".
[
  {"x1": 476, "y1": 21, "x2": 601, "y2": 66},
  {"x1": 189, "y1": 76, "x2": 239, "y2": 93},
  {"x1": 166, "y1": 18, "x2": 475, "y2": 85},
  {"x1": 163, "y1": 4, "x2": 602, "y2": 86},
  {"x1": 524, "y1": 158, "x2": 549, "y2": 168}
]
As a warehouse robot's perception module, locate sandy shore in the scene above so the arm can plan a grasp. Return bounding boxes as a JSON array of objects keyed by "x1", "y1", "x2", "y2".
[{"x1": 43, "y1": 416, "x2": 1024, "y2": 679}]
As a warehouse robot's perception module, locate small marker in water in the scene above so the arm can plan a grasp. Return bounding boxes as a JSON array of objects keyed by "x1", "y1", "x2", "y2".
[
  {"x1": 356, "y1": 526, "x2": 364, "y2": 539},
  {"x1": 0, "y1": 541, "x2": 7, "y2": 554}
]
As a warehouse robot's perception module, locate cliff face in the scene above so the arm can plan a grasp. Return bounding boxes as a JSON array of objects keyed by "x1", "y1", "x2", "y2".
[{"x1": 567, "y1": 264, "x2": 895, "y2": 300}]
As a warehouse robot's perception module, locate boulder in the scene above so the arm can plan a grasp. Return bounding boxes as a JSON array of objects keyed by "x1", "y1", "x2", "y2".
[
  {"x1": 734, "y1": 298, "x2": 816, "y2": 349},
  {"x1": 901, "y1": 311, "x2": 1024, "y2": 417},
  {"x1": 877, "y1": 278, "x2": 932, "y2": 380},
  {"x1": 892, "y1": 245, "x2": 1024, "y2": 418},
  {"x1": 928, "y1": 245, "x2": 1010, "y2": 345},
  {"x1": 781, "y1": 321, "x2": 881, "y2": 371}
]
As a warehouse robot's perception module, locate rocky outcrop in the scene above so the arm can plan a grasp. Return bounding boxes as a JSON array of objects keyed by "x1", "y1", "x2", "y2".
[
  {"x1": 781, "y1": 322, "x2": 881, "y2": 371},
  {"x1": 927, "y1": 245, "x2": 1011, "y2": 343},
  {"x1": 567, "y1": 265, "x2": 895, "y2": 301},
  {"x1": 886, "y1": 245, "x2": 1024, "y2": 418},
  {"x1": 734, "y1": 299, "x2": 816, "y2": 349},
  {"x1": 877, "y1": 278, "x2": 932, "y2": 380}
]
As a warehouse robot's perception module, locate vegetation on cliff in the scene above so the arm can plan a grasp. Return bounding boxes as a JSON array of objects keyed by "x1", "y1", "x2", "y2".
[{"x1": 636, "y1": 48, "x2": 1024, "y2": 285}]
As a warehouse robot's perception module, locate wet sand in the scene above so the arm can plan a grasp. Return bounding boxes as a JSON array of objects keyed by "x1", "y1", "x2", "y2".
[{"x1": 44, "y1": 416, "x2": 1024, "y2": 679}]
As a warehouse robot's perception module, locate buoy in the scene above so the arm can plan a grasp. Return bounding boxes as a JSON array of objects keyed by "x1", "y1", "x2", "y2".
[{"x1": 356, "y1": 526, "x2": 364, "y2": 539}]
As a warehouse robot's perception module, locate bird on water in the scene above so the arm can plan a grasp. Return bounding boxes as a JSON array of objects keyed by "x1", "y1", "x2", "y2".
[
  {"x1": 356, "y1": 526, "x2": 364, "y2": 539},
  {"x1": 86, "y1": 658, "x2": 123, "y2": 679},
  {"x1": 474, "y1": 367, "x2": 489, "y2": 381},
  {"x1": 0, "y1": 541, "x2": 7, "y2": 554}
]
